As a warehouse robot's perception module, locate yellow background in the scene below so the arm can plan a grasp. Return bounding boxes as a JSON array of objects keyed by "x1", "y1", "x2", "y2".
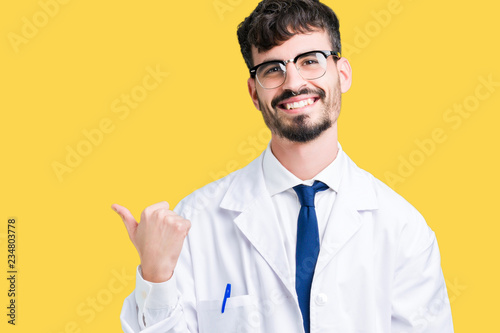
[{"x1": 1, "y1": 0, "x2": 498, "y2": 331}]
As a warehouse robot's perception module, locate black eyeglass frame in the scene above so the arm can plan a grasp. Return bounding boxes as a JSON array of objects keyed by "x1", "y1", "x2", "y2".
[{"x1": 249, "y1": 50, "x2": 341, "y2": 87}]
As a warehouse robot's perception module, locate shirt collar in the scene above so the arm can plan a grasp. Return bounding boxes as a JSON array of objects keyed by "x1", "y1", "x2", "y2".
[{"x1": 262, "y1": 142, "x2": 345, "y2": 196}]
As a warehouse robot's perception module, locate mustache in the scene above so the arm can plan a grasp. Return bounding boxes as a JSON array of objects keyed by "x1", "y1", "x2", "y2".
[{"x1": 271, "y1": 88, "x2": 326, "y2": 108}]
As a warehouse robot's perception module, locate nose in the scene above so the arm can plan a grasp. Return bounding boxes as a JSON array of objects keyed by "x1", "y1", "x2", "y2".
[{"x1": 281, "y1": 62, "x2": 307, "y2": 92}]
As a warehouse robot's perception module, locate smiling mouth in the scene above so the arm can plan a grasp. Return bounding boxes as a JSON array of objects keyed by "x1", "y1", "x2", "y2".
[{"x1": 279, "y1": 97, "x2": 318, "y2": 110}]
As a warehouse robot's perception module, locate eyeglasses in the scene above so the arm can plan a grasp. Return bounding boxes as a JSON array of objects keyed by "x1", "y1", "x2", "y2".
[{"x1": 250, "y1": 50, "x2": 341, "y2": 89}]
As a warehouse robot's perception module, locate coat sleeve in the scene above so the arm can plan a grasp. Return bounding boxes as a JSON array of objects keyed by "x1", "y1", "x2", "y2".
[
  {"x1": 390, "y1": 209, "x2": 454, "y2": 333},
  {"x1": 119, "y1": 201, "x2": 199, "y2": 333}
]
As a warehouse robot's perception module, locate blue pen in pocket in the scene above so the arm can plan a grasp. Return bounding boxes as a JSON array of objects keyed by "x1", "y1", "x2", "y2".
[{"x1": 221, "y1": 283, "x2": 231, "y2": 313}]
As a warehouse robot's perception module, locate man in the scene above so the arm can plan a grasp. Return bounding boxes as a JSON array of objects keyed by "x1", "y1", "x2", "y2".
[{"x1": 113, "y1": 0, "x2": 454, "y2": 332}]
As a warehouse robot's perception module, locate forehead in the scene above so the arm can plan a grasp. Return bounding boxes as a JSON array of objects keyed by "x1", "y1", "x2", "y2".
[{"x1": 251, "y1": 30, "x2": 331, "y2": 65}]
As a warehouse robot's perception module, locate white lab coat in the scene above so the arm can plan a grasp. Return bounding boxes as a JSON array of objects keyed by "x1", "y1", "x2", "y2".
[{"x1": 120, "y1": 149, "x2": 454, "y2": 332}]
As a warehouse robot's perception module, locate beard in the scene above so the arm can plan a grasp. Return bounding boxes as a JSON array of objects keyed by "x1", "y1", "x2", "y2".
[{"x1": 257, "y1": 82, "x2": 341, "y2": 143}]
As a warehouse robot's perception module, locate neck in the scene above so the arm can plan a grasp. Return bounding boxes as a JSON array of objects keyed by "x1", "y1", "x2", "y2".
[{"x1": 270, "y1": 124, "x2": 339, "y2": 181}]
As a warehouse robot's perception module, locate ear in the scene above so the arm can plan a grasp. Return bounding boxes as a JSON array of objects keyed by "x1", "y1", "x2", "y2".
[
  {"x1": 247, "y1": 77, "x2": 261, "y2": 111},
  {"x1": 336, "y1": 57, "x2": 352, "y2": 93}
]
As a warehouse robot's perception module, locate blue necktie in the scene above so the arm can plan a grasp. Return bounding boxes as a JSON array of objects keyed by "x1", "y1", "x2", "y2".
[{"x1": 293, "y1": 180, "x2": 329, "y2": 333}]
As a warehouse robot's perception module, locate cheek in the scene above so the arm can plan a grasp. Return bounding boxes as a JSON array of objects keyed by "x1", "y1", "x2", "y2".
[
  {"x1": 256, "y1": 90, "x2": 275, "y2": 107},
  {"x1": 323, "y1": 75, "x2": 341, "y2": 95}
]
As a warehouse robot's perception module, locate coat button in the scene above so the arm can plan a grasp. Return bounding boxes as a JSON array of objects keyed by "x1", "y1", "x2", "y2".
[{"x1": 315, "y1": 293, "x2": 328, "y2": 306}]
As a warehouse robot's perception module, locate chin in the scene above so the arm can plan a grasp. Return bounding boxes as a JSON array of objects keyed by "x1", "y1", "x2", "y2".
[{"x1": 277, "y1": 116, "x2": 332, "y2": 143}]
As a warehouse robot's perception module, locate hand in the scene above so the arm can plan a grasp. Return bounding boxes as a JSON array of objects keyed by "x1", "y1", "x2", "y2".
[{"x1": 112, "y1": 201, "x2": 191, "y2": 283}]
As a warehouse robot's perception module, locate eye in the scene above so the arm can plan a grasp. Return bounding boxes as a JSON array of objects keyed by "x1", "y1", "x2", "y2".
[
  {"x1": 300, "y1": 56, "x2": 320, "y2": 66},
  {"x1": 259, "y1": 63, "x2": 284, "y2": 77},
  {"x1": 265, "y1": 66, "x2": 281, "y2": 74}
]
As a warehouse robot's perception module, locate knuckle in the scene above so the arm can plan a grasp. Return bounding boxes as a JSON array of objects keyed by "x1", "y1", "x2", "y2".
[
  {"x1": 174, "y1": 222, "x2": 186, "y2": 234},
  {"x1": 177, "y1": 219, "x2": 191, "y2": 235},
  {"x1": 154, "y1": 208, "x2": 171, "y2": 222},
  {"x1": 162, "y1": 212, "x2": 175, "y2": 223},
  {"x1": 152, "y1": 209, "x2": 163, "y2": 220},
  {"x1": 142, "y1": 206, "x2": 153, "y2": 219}
]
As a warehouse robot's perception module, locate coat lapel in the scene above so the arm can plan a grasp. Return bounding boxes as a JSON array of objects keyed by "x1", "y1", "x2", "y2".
[
  {"x1": 315, "y1": 153, "x2": 379, "y2": 275},
  {"x1": 220, "y1": 153, "x2": 296, "y2": 298}
]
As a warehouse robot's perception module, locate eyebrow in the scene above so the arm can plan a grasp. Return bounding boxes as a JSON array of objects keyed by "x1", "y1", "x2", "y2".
[{"x1": 259, "y1": 49, "x2": 318, "y2": 64}]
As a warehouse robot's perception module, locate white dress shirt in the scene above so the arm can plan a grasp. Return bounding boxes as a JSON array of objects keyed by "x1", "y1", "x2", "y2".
[{"x1": 262, "y1": 142, "x2": 343, "y2": 279}]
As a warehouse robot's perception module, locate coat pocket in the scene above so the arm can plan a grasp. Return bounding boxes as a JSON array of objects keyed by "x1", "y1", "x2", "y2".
[{"x1": 197, "y1": 294, "x2": 261, "y2": 333}]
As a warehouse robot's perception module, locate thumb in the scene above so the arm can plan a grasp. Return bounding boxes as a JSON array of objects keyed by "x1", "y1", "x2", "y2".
[{"x1": 112, "y1": 203, "x2": 138, "y2": 241}]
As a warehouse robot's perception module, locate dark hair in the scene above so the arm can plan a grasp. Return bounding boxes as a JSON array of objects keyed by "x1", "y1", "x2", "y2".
[{"x1": 237, "y1": 0, "x2": 341, "y2": 70}]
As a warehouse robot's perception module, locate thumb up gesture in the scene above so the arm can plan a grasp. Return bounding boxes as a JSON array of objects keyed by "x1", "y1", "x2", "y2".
[{"x1": 112, "y1": 201, "x2": 191, "y2": 283}]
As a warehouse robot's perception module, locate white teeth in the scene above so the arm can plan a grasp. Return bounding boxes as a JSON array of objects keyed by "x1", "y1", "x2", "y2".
[{"x1": 285, "y1": 98, "x2": 314, "y2": 110}]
